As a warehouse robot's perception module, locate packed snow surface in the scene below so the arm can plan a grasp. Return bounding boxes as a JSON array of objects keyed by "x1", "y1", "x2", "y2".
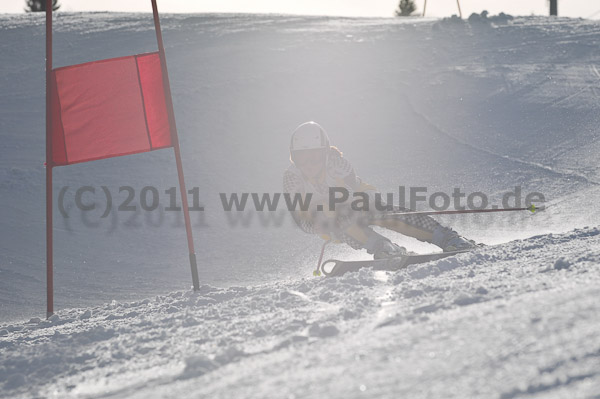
[
  {"x1": 1, "y1": 11, "x2": 600, "y2": 398},
  {"x1": 2, "y1": 228, "x2": 600, "y2": 398}
]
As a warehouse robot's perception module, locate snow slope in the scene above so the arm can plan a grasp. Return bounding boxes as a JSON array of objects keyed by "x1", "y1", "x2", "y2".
[
  {"x1": 2, "y1": 12, "x2": 600, "y2": 321},
  {"x1": 1, "y1": 11, "x2": 600, "y2": 398}
]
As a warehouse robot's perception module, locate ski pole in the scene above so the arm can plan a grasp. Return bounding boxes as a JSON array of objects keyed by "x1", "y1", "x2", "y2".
[
  {"x1": 313, "y1": 239, "x2": 331, "y2": 277},
  {"x1": 384, "y1": 204, "x2": 540, "y2": 217}
]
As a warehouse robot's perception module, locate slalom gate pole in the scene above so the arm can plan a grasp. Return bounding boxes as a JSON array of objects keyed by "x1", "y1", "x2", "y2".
[
  {"x1": 46, "y1": 1, "x2": 54, "y2": 318},
  {"x1": 151, "y1": 0, "x2": 200, "y2": 291},
  {"x1": 456, "y1": 0, "x2": 463, "y2": 18},
  {"x1": 385, "y1": 204, "x2": 539, "y2": 218}
]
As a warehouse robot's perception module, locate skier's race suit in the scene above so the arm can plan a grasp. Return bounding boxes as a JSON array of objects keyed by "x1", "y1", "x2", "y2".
[{"x1": 283, "y1": 146, "x2": 450, "y2": 253}]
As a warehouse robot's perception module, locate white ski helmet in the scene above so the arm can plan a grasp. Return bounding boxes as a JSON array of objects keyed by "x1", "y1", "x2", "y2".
[{"x1": 289, "y1": 121, "x2": 330, "y2": 153}]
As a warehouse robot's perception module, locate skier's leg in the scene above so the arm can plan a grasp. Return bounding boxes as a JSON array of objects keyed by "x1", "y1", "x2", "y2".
[
  {"x1": 370, "y1": 208, "x2": 476, "y2": 251},
  {"x1": 333, "y1": 224, "x2": 406, "y2": 259},
  {"x1": 371, "y1": 213, "x2": 438, "y2": 242}
]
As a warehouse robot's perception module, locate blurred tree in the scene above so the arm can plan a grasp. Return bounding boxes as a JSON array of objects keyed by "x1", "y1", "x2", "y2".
[
  {"x1": 25, "y1": 0, "x2": 60, "y2": 12},
  {"x1": 395, "y1": 0, "x2": 417, "y2": 17}
]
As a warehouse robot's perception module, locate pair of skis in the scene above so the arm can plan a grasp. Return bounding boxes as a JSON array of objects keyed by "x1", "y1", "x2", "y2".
[
  {"x1": 314, "y1": 204, "x2": 539, "y2": 277},
  {"x1": 319, "y1": 250, "x2": 470, "y2": 277}
]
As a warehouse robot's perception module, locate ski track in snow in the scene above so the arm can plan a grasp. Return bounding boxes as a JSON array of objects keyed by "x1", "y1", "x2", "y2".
[{"x1": 406, "y1": 94, "x2": 600, "y2": 187}]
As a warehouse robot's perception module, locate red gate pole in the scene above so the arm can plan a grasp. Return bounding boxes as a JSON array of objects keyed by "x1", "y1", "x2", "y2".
[
  {"x1": 151, "y1": 0, "x2": 200, "y2": 291},
  {"x1": 46, "y1": 2, "x2": 54, "y2": 317}
]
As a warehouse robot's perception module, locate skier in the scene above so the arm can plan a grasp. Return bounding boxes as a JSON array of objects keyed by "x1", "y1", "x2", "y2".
[{"x1": 283, "y1": 121, "x2": 476, "y2": 259}]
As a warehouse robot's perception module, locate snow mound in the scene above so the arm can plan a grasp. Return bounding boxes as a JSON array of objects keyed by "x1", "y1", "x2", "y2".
[{"x1": 1, "y1": 228, "x2": 599, "y2": 398}]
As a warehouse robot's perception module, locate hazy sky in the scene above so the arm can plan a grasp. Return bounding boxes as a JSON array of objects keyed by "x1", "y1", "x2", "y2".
[{"x1": 2, "y1": 0, "x2": 600, "y2": 19}]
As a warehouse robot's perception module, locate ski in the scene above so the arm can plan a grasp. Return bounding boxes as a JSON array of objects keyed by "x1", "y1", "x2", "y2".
[{"x1": 319, "y1": 250, "x2": 471, "y2": 277}]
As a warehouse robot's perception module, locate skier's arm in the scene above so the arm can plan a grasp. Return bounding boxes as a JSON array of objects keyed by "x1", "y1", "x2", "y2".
[
  {"x1": 328, "y1": 147, "x2": 377, "y2": 194},
  {"x1": 283, "y1": 170, "x2": 323, "y2": 234}
]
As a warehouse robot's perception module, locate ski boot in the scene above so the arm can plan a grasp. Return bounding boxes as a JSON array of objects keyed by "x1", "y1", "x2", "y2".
[
  {"x1": 364, "y1": 230, "x2": 407, "y2": 259},
  {"x1": 371, "y1": 239, "x2": 407, "y2": 260},
  {"x1": 432, "y1": 226, "x2": 477, "y2": 252}
]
